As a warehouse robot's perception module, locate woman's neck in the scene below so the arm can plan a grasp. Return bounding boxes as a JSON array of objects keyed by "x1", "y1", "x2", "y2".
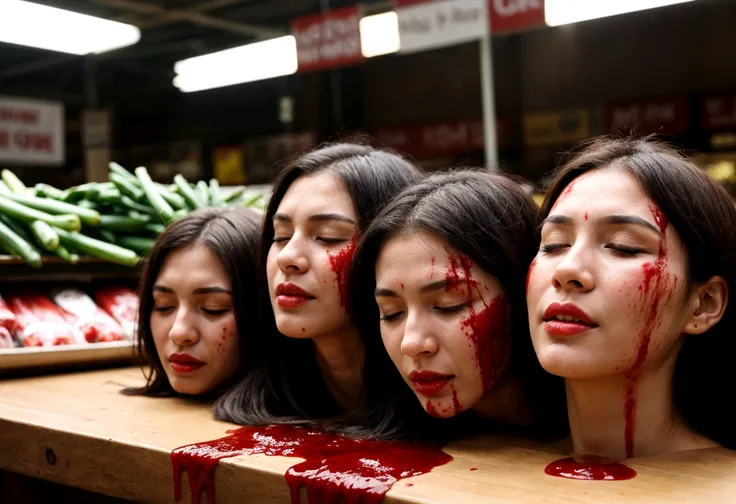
[
  {"x1": 566, "y1": 351, "x2": 717, "y2": 460},
  {"x1": 312, "y1": 328, "x2": 364, "y2": 408}
]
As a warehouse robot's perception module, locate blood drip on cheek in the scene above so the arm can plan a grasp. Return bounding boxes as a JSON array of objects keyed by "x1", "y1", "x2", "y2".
[
  {"x1": 446, "y1": 250, "x2": 508, "y2": 394},
  {"x1": 171, "y1": 425, "x2": 453, "y2": 504},
  {"x1": 327, "y1": 237, "x2": 358, "y2": 310},
  {"x1": 623, "y1": 205, "x2": 670, "y2": 458}
]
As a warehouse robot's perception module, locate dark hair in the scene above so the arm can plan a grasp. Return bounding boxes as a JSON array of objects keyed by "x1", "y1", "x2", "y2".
[
  {"x1": 540, "y1": 136, "x2": 736, "y2": 449},
  {"x1": 122, "y1": 207, "x2": 261, "y2": 399},
  {"x1": 214, "y1": 143, "x2": 424, "y2": 424},
  {"x1": 336, "y1": 169, "x2": 568, "y2": 440}
]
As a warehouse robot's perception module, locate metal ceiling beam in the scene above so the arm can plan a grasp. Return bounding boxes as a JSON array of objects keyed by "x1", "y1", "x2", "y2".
[
  {"x1": 85, "y1": 0, "x2": 283, "y2": 38},
  {"x1": 116, "y1": 0, "x2": 250, "y2": 29}
]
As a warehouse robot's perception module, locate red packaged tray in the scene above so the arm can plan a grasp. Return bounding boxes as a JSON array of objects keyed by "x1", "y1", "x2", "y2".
[
  {"x1": 6, "y1": 292, "x2": 83, "y2": 347},
  {"x1": 51, "y1": 288, "x2": 125, "y2": 343},
  {"x1": 94, "y1": 286, "x2": 138, "y2": 340}
]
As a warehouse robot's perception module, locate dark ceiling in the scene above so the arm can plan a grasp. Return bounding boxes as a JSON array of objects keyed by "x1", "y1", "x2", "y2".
[{"x1": 0, "y1": 0, "x2": 373, "y2": 104}]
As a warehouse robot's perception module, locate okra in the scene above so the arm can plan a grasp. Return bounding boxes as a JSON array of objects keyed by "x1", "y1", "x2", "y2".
[
  {"x1": 55, "y1": 228, "x2": 140, "y2": 267},
  {"x1": 173, "y1": 175, "x2": 204, "y2": 209},
  {"x1": 0, "y1": 195, "x2": 81, "y2": 231},
  {"x1": 0, "y1": 218, "x2": 42, "y2": 268},
  {"x1": 5, "y1": 193, "x2": 100, "y2": 226},
  {"x1": 134, "y1": 167, "x2": 174, "y2": 224}
]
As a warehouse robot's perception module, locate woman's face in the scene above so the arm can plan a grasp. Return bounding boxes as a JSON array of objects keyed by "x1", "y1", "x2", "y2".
[
  {"x1": 150, "y1": 243, "x2": 239, "y2": 395},
  {"x1": 267, "y1": 171, "x2": 359, "y2": 339},
  {"x1": 375, "y1": 231, "x2": 509, "y2": 418},
  {"x1": 527, "y1": 167, "x2": 693, "y2": 380}
]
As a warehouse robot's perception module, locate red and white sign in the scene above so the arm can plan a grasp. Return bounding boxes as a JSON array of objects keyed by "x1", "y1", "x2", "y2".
[
  {"x1": 0, "y1": 96, "x2": 64, "y2": 165},
  {"x1": 290, "y1": 6, "x2": 363, "y2": 73},
  {"x1": 371, "y1": 118, "x2": 511, "y2": 158},
  {"x1": 397, "y1": 0, "x2": 489, "y2": 54},
  {"x1": 701, "y1": 92, "x2": 736, "y2": 131},
  {"x1": 606, "y1": 97, "x2": 688, "y2": 135},
  {"x1": 489, "y1": 0, "x2": 545, "y2": 34}
]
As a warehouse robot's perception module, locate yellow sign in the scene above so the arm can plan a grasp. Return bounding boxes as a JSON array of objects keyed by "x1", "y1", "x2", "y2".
[
  {"x1": 213, "y1": 146, "x2": 246, "y2": 185},
  {"x1": 523, "y1": 109, "x2": 590, "y2": 148}
]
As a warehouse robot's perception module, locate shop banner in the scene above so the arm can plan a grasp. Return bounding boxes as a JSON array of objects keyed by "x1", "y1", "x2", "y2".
[
  {"x1": 0, "y1": 96, "x2": 64, "y2": 165},
  {"x1": 523, "y1": 109, "x2": 589, "y2": 147},
  {"x1": 397, "y1": 0, "x2": 488, "y2": 54},
  {"x1": 290, "y1": 6, "x2": 363, "y2": 73},
  {"x1": 489, "y1": 0, "x2": 545, "y2": 34},
  {"x1": 213, "y1": 146, "x2": 246, "y2": 185},
  {"x1": 701, "y1": 92, "x2": 736, "y2": 131},
  {"x1": 372, "y1": 118, "x2": 511, "y2": 158},
  {"x1": 606, "y1": 97, "x2": 688, "y2": 135}
]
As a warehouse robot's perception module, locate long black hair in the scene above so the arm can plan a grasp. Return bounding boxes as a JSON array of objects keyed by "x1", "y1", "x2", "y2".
[
  {"x1": 540, "y1": 136, "x2": 736, "y2": 449},
  {"x1": 122, "y1": 207, "x2": 261, "y2": 399},
  {"x1": 337, "y1": 169, "x2": 568, "y2": 440},
  {"x1": 214, "y1": 143, "x2": 423, "y2": 424}
]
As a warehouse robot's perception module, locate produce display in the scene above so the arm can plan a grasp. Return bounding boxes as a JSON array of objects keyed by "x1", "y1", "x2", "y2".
[
  {"x1": 0, "y1": 164, "x2": 265, "y2": 268},
  {"x1": 0, "y1": 286, "x2": 138, "y2": 348}
]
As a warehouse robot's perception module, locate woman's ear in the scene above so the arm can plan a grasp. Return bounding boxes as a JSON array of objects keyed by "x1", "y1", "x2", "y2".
[{"x1": 683, "y1": 276, "x2": 728, "y2": 335}]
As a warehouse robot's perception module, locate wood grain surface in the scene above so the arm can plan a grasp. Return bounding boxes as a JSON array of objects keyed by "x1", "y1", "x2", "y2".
[{"x1": 0, "y1": 367, "x2": 734, "y2": 504}]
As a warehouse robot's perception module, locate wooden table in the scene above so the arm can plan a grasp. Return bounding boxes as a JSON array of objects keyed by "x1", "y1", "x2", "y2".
[{"x1": 0, "y1": 367, "x2": 734, "y2": 504}]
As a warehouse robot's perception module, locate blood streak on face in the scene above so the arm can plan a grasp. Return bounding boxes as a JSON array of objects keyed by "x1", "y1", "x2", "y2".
[
  {"x1": 623, "y1": 204, "x2": 671, "y2": 458},
  {"x1": 526, "y1": 258, "x2": 537, "y2": 295},
  {"x1": 550, "y1": 180, "x2": 577, "y2": 213},
  {"x1": 445, "y1": 251, "x2": 508, "y2": 397},
  {"x1": 327, "y1": 237, "x2": 358, "y2": 310}
]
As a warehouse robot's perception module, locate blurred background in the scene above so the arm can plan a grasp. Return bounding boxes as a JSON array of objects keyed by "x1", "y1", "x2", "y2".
[{"x1": 1, "y1": 0, "x2": 736, "y2": 194}]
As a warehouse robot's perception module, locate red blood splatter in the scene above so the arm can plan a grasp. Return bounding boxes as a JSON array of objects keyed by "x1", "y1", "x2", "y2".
[
  {"x1": 171, "y1": 425, "x2": 453, "y2": 504},
  {"x1": 451, "y1": 386, "x2": 464, "y2": 416},
  {"x1": 425, "y1": 400, "x2": 441, "y2": 418},
  {"x1": 301, "y1": 327, "x2": 306, "y2": 332},
  {"x1": 430, "y1": 257, "x2": 436, "y2": 279},
  {"x1": 405, "y1": 483, "x2": 414, "y2": 487},
  {"x1": 526, "y1": 258, "x2": 537, "y2": 295},
  {"x1": 327, "y1": 237, "x2": 358, "y2": 310},
  {"x1": 544, "y1": 457, "x2": 637, "y2": 481},
  {"x1": 445, "y1": 250, "x2": 508, "y2": 394},
  {"x1": 623, "y1": 205, "x2": 670, "y2": 458},
  {"x1": 469, "y1": 468, "x2": 478, "y2": 471},
  {"x1": 550, "y1": 181, "x2": 577, "y2": 213},
  {"x1": 400, "y1": 283, "x2": 404, "y2": 291},
  {"x1": 584, "y1": 211, "x2": 589, "y2": 221}
]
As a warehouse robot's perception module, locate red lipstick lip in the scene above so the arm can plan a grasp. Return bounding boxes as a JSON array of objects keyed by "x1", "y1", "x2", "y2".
[
  {"x1": 409, "y1": 370, "x2": 454, "y2": 397},
  {"x1": 543, "y1": 303, "x2": 596, "y2": 325},
  {"x1": 169, "y1": 353, "x2": 205, "y2": 365},
  {"x1": 276, "y1": 282, "x2": 315, "y2": 298}
]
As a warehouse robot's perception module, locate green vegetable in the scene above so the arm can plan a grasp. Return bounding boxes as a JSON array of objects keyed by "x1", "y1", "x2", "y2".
[
  {"x1": 0, "y1": 218, "x2": 42, "y2": 268},
  {"x1": 172, "y1": 209, "x2": 188, "y2": 222},
  {"x1": 241, "y1": 192, "x2": 263, "y2": 207},
  {"x1": 116, "y1": 236, "x2": 155, "y2": 255},
  {"x1": 144, "y1": 222, "x2": 166, "y2": 235},
  {"x1": 173, "y1": 175, "x2": 204, "y2": 209},
  {"x1": 76, "y1": 200, "x2": 98, "y2": 210},
  {"x1": 4, "y1": 193, "x2": 101, "y2": 226},
  {"x1": 34, "y1": 183, "x2": 67, "y2": 200},
  {"x1": 196, "y1": 180, "x2": 209, "y2": 207},
  {"x1": 64, "y1": 183, "x2": 101, "y2": 203},
  {"x1": 98, "y1": 214, "x2": 149, "y2": 232},
  {"x1": 208, "y1": 178, "x2": 223, "y2": 206},
  {"x1": 223, "y1": 186, "x2": 245, "y2": 203},
  {"x1": 1, "y1": 169, "x2": 28, "y2": 194},
  {"x1": 109, "y1": 162, "x2": 139, "y2": 185},
  {"x1": 50, "y1": 244, "x2": 79, "y2": 264},
  {"x1": 0, "y1": 181, "x2": 10, "y2": 195},
  {"x1": 99, "y1": 229, "x2": 117, "y2": 244},
  {"x1": 120, "y1": 195, "x2": 156, "y2": 216},
  {"x1": 0, "y1": 195, "x2": 80, "y2": 231},
  {"x1": 110, "y1": 172, "x2": 145, "y2": 201},
  {"x1": 0, "y1": 214, "x2": 32, "y2": 243},
  {"x1": 157, "y1": 186, "x2": 187, "y2": 210},
  {"x1": 30, "y1": 221, "x2": 59, "y2": 251},
  {"x1": 135, "y1": 167, "x2": 174, "y2": 224},
  {"x1": 55, "y1": 228, "x2": 140, "y2": 267}
]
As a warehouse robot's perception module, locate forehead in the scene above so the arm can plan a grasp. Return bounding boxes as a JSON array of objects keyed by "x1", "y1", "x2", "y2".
[
  {"x1": 377, "y1": 232, "x2": 452, "y2": 276},
  {"x1": 276, "y1": 171, "x2": 355, "y2": 219},
  {"x1": 155, "y1": 243, "x2": 231, "y2": 289},
  {"x1": 552, "y1": 167, "x2": 653, "y2": 216}
]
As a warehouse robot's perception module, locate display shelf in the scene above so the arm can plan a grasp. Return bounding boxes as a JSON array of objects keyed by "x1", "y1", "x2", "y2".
[{"x1": 0, "y1": 255, "x2": 140, "y2": 282}]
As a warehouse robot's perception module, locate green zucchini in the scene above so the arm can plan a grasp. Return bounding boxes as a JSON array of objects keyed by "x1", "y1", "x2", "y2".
[
  {"x1": 208, "y1": 179, "x2": 223, "y2": 206},
  {"x1": 55, "y1": 228, "x2": 140, "y2": 267},
  {"x1": 110, "y1": 172, "x2": 145, "y2": 201},
  {"x1": 173, "y1": 174, "x2": 204, "y2": 209},
  {"x1": 4, "y1": 193, "x2": 100, "y2": 226},
  {"x1": 196, "y1": 180, "x2": 209, "y2": 207},
  {"x1": 116, "y1": 236, "x2": 155, "y2": 255},
  {"x1": 30, "y1": 221, "x2": 59, "y2": 251},
  {"x1": 0, "y1": 218, "x2": 42, "y2": 268},
  {"x1": 135, "y1": 167, "x2": 174, "y2": 224},
  {"x1": 98, "y1": 214, "x2": 149, "y2": 233},
  {"x1": 1, "y1": 169, "x2": 27, "y2": 194},
  {"x1": 0, "y1": 195, "x2": 81, "y2": 231}
]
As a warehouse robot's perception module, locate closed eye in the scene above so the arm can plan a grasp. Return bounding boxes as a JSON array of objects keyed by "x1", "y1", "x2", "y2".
[
  {"x1": 202, "y1": 308, "x2": 231, "y2": 316},
  {"x1": 606, "y1": 244, "x2": 644, "y2": 257},
  {"x1": 153, "y1": 306, "x2": 174, "y2": 313},
  {"x1": 540, "y1": 243, "x2": 569, "y2": 253},
  {"x1": 435, "y1": 303, "x2": 467, "y2": 314},
  {"x1": 273, "y1": 236, "x2": 290, "y2": 243},
  {"x1": 317, "y1": 237, "x2": 347, "y2": 244},
  {"x1": 380, "y1": 311, "x2": 403, "y2": 322}
]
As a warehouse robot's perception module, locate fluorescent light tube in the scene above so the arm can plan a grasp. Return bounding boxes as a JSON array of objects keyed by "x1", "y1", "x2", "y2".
[
  {"x1": 173, "y1": 36, "x2": 298, "y2": 92},
  {"x1": 360, "y1": 11, "x2": 400, "y2": 58},
  {"x1": 545, "y1": 0, "x2": 696, "y2": 27},
  {"x1": 0, "y1": 0, "x2": 141, "y2": 55}
]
